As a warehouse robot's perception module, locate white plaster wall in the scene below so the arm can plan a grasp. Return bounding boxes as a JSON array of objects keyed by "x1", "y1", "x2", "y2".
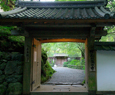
[{"x1": 96, "y1": 51, "x2": 115, "y2": 91}]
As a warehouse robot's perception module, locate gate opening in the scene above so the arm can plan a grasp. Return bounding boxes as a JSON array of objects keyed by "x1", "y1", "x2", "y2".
[{"x1": 31, "y1": 38, "x2": 88, "y2": 92}]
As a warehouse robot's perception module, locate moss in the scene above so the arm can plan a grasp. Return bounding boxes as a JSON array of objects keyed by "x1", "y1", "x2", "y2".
[
  {"x1": 81, "y1": 80, "x2": 85, "y2": 85},
  {"x1": 41, "y1": 61, "x2": 55, "y2": 83},
  {"x1": 41, "y1": 49, "x2": 47, "y2": 64},
  {"x1": 41, "y1": 49, "x2": 55, "y2": 83},
  {"x1": 88, "y1": 73, "x2": 96, "y2": 91}
]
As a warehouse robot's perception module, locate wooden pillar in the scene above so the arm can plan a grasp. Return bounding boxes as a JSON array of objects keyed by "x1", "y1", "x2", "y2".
[
  {"x1": 23, "y1": 37, "x2": 33, "y2": 94},
  {"x1": 85, "y1": 37, "x2": 96, "y2": 94},
  {"x1": 85, "y1": 26, "x2": 97, "y2": 94}
]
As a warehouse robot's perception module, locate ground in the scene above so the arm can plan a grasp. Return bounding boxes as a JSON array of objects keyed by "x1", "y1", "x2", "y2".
[{"x1": 43, "y1": 67, "x2": 85, "y2": 85}]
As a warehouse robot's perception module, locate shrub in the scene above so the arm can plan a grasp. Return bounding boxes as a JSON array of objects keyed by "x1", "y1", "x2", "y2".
[
  {"x1": 80, "y1": 58, "x2": 85, "y2": 65},
  {"x1": 41, "y1": 61, "x2": 55, "y2": 83},
  {"x1": 70, "y1": 59, "x2": 80, "y2": 66},
  {"x1": 41, "y1": 49, "x2": 55, "y2": 83},
  {"x1": 48, "y1": 59, "x2": 55, "y2": 67},
  {"x1": 63, "y1": 62, "x2": 68, "y2": 67},
  {"x1": 64, "y1": 58, "x2": 86, "y2": 70}
]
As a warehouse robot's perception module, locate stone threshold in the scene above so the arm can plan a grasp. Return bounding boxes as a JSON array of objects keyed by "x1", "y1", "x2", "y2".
[{"x1": 31, "y1": 85, "x2": 88, "y2": 92}]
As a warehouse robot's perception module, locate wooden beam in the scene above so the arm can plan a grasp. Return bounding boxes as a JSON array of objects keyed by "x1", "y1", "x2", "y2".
[
  {"x1": 25, "y1": 24, "x2": 92, "y2": 28},
  {"x1": 27, "y1": 27, "x2": 90, "y2": 32},
  {"x1": 11, "y1": 28, "x2": 106, "y2": 37},
  {"x1": 40, "y1": 39, "x2": 85, "y2": 43},
  {"x1": 35, "y1": 37, "x2": 86, "y2": 40},
  {"x1": 29, "y1": 30, "x2": 106, "y2": 35},
  {"x1": 0, "y1": 19, "x2": 115, "y2": 24},
  {"x1": 24, "y1": 23, "x2": 113, "y2": 28},
  {"x1": 30, "y1": 30, "x2": 106, "y2": 40},
  {"x1": 11, "y1": 29, "x2": 29, "y2": 37},
  {"x1": 95, "y1": 30, "x2": 107, "y2": 36}
]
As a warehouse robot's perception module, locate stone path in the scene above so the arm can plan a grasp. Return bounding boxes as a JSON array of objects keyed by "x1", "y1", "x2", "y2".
[{"x1": 44, "y1": 67, "x2": 85, "y2": 85}]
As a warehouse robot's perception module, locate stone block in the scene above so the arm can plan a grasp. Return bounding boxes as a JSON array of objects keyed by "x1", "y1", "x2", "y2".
[
  {"x1": 0, "y1": 75, "x2": 5, "y2": 84},
  {"x1": 0, "y1": 84, "x2": 7, "y2": 95},
  {"x1": 15, "y1": 75, "x2": 23, "y2": 83},
  {"x1": 15, "y1": 66, "x2": 23, "y2": 74},
  {"x1": 5, "y1": 61, "x2": 17, "y2": 74},
  {"x1": 3, "y1": 82, "x2": 8, "y2": 86},
  {"x1": 5, "y1": 75, "x2": 18, "y2": 83},
  {"x1": 0, "y1": 62, "x2": 6, "y2": 70},
  {"x1": 5, "y1": 75, "x2": 23, "y2": 83},
  {"x1": 7, "y1": 82, "x2": 22, "y2": 94},
  {"x1": 0, "y1": 70, "x2": 2, "y2": 75},
  {"x1": 11, "y1": 52, "x2": 23, "y2": 61}
]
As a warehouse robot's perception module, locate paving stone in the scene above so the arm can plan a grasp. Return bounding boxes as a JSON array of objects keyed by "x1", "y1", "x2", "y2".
[{"x1": 44, "y1": 67, "x2": 85, "y2": 85}]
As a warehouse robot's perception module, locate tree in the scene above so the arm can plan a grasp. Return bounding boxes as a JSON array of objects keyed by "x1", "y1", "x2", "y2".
[
  {"x1": 0, "y1": 0, "x2": 16, "y2": 11},
  {"x1": 100, "y1": 0, "x2": 115, "y2": 42},
  {"x1": 42, "y1": 42, "x2": 84, "y2": 57},
  {"x1": 76, "y1": 43, "x2": 85, "y2": 58}
]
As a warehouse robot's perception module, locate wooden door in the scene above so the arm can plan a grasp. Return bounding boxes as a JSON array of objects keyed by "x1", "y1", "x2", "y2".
[{"x1": 32, "y1": 38, "x2": 41, "y2": 91}]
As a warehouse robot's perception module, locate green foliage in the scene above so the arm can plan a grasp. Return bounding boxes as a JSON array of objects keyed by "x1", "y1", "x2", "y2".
[
  {"x1": 0, "y1": 25, "x2": 54, "y2": 84},
  {"x1": 0, "y1": 26, "x2": 25, "y2": 42},
  {"x1": 0, "y1": 26, "x2": 12, "y2": 36},
  {"x1": 62, "y1": 62, "x2": 68, "y2": 67},
  {"x1": 83, "y1": 65, "x2": 85, "y2": 71},
  {"x1": 70, "y1": 59, "x2": 80, "y2": 65},
  {"x1": 81, "y1": 80, "x2": 85, "y2": 85},
  {"x1": 41, "y1": 49, "x2": 55, "y2": 83},
  {"x1": 100, "y1": 26, "x2": 115, "y2": 42},
  {"x1": 63, "y1": 58, "x2": 85, "y2": 70},
  {"x1": 48, "y1": 59, "x2": 55, "y2": 67},
  {"x1": 0, "y1": 0, "x2": 16, "y2": 11},
  {"x1": 45, "y1": 61, "x2": 55, "y2": 77},
  {"x1": 80, "y1": 58, "x2": 85, "y2": 65},
  {"x1": 0, "y1": 2, "x2": 10, "y2": 11},
  {"x1": 0, "y1": 26, "x2": 24, "y2": 52},
  {"x1": 41, "y1": 61, "x2": 55, "y2": 83},
  {"x1": 99, "y1": 0, "x2": 115, "y2": 42},
  {"x1": 42, "y1": 42, "x2": 84, "y2": 57},
  {"x1": 55, "y1": 0, "x2": 92, "y2": 1},
  {"x1": 107, "y1": 0, "x2": 115, "y2": 12}
]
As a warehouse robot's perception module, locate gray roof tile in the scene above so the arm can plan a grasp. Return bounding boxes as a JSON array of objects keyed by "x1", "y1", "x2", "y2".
[{"x1": 0, "y1": 1, "x2": 114, "y2": 20}]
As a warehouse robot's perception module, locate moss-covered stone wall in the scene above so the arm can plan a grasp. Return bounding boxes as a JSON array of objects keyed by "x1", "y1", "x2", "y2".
[
  {"x1": 0, "y1": 29, "x2": 55, "y2": 94},
  {"x1": 0, "y1": 29, "x2": 24, "y2": 95},
  {"x1": 0, "y1": 52, "x2": 24, "y2": 95}
]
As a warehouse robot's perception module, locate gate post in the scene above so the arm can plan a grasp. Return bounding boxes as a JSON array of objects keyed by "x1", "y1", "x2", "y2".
[
  {"x1": 23, "y1": 37, "x2": 33, "y2": 94},
  {"x1": 85, "y1": 37, "x2": 96, "y2": 94}
]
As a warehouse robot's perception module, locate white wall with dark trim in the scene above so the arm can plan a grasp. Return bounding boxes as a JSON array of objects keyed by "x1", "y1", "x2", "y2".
[{"x1": 96, "y1": 51, "x2": 115, "y2": 91}]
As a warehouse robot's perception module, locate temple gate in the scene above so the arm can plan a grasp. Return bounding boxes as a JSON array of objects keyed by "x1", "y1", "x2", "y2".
[{"x1": 0, "y1": 0, "x2": 115, "y2": 94}]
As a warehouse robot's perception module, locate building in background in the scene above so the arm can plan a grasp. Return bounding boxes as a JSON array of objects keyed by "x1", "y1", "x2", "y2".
[{"x1": 53, "y1": 53, "x2": 68, "y2": 67}]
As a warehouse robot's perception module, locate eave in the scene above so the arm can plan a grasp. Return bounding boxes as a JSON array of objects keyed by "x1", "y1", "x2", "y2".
[{"x1": 0, "y1": 19, "x2": 115, "y2": 26}]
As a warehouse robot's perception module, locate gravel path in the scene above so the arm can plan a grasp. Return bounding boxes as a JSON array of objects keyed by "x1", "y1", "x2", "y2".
[{"x1": 44, "y1": 67, "x2": 85, "y2": 85}]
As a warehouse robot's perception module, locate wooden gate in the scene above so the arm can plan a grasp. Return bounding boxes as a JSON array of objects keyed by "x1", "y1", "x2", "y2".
[{"x1": 32, "y1": 38, "x2": 41, "y2": 91}]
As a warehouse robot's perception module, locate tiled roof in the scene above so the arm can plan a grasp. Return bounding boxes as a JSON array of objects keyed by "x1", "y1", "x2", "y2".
[
  {"x1": 54, "y1": 53, "x2": 68, "y2": 57},
  {"x1": 94, "y1": 42, "x2": 115, "y2": 51},
  {"x1": 0, "y1": 0, "x2": 114, "y2": 20}
]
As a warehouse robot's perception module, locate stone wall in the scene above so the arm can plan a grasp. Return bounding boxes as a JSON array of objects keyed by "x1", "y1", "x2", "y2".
[{"x1": 0, "y1": 52, "x2": 23, "y2": 95}]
